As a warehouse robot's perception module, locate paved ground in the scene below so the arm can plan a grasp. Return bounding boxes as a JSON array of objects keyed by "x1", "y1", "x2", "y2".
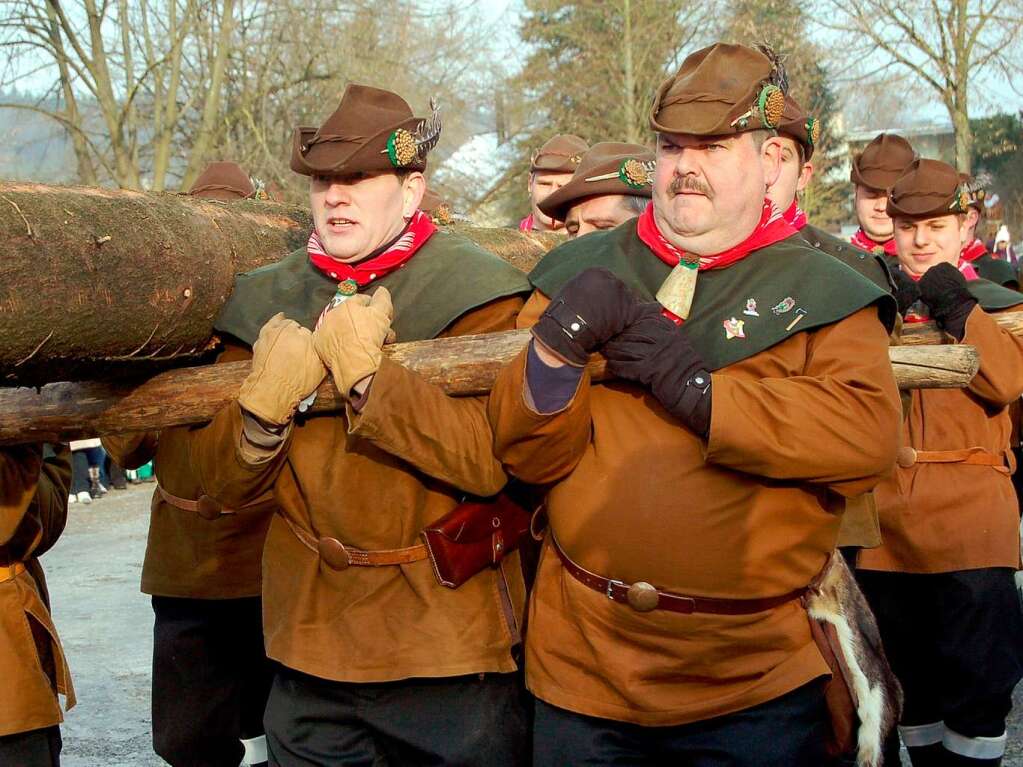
[{"x1": 38, "y1": 483, "x2": 1023, "y2": 765}]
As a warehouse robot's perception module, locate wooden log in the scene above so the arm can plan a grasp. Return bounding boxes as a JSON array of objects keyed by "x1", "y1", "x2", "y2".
[
  {"x1": 0, "y1": 182, "x2": 559, "y2": 386},
  {"x1": 897, "y1": 311, "x2": 1023, "y2": 345},
  {"x1": 0, "y1": 331, "x2": 980, "y2": 446}
]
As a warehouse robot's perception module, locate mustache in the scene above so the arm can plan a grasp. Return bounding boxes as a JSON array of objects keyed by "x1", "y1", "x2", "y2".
[{"x1": 669, "y1": 175, "x2": 713, "y2": 198}]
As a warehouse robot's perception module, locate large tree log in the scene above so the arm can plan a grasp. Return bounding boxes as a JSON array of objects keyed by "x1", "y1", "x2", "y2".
[
  {"x1": 0, "y1": 182, "x2": 560, "y2": 386},
  {"x1": 0, "y1": 331, "x2": 980, "y2": 446}
]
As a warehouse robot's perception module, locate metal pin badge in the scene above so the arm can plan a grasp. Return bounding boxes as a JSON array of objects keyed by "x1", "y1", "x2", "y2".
[
  {"x1": 743, "y1": 298, "x2": 759, "y2": 317},
  {"x1": 723, "y1": 317, "x2": 746, "y2": 339},
  {"x1": 786, "y1": 308, "x2": 807, "y2": 331},
  {"x1": 771, "y1": 297, "x2": 795, "y2": 315}
]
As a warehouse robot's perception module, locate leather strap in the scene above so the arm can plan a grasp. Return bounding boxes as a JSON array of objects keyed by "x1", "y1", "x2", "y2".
[
  {"x1": 280, "y1": 515, "x2": 428, "y2": 571},
  {"x1": 897, "y1": 446, "x2": 1009, "y2": 470},
  {"x1": 552, "y1": 535, "x2": 806, "y2": 615},
  {"x1": 157, "y1": 486, "x2": 275, "y2": 520},
  {"x1": 0, "y1": 562, "x2": 26, "y2": 583}
]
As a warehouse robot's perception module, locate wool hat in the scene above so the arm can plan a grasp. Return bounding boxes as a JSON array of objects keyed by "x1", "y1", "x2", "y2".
[
  {"x1": 530, "y1": 134, "x2": 589, "y2": 173},
  {"x1": 649, "y1": 43, "x2": 787, "y2": 136},
  {"x1": 850, "y1": 133, "x2": 916, "y2": 191},
  {"x1": 538, "y1": 142, "x2": 654, "y2": 221},
  {"x1": 291, "y1": 84, "x2": 440, "y2": 176},
  {"x1": 887, "y1": 158, "x2": 970, "y2": 219},
  {"x1": 188, "y1": 161, "x2": 255, "y2": 200}
]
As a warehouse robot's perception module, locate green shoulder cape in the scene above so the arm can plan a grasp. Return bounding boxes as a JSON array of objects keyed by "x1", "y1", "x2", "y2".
[
  {"x1": 800, "y1": 223, "x2": 893, "y2": 291},
  {"x1": 529, "y1": 220, "x2": 894, "y2": 372},
  {"x1": 215, "y1": 231, "x2": 531, "y2": 346},
  {"x1": 972, "y1": 253, "x2": 1018, "y2": 289}
]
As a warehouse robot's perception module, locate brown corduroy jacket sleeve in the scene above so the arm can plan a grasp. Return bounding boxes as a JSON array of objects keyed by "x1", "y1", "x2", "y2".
[
  {"x1": 346, "y1": 295, "x2": 525, "y2": 497},
  {"x1": 706, "y1": 307, "x2": 901, "y2": 496},
  {"x1": 963, "y1": 304, "x2": 1023, "y2": 408},
  {"x1": 0, "y1": 445, "x2": 71, "y2": 562},
  {"x1": 102, "y1": 432, "x2": 159, "y2": 470}
]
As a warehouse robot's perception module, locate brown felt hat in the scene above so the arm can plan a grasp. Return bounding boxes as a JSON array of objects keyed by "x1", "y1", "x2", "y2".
[
  {"x1": 538, "y1": 142, "x2": 654, "y2": 221},
  {"x1": 291, "y1": 83, "x2": 440, "y2": 177},
  {"x1": 649, "y1": 43, "x2": 786, "y2": 136},
  {"x1": 887, "y1": 158, "x2": 970, "y2": 219},
  {"x1": 189, "y1": 161, "x2": 255, "y2": 200},
  {"x1": 850, "y1": 133, "x2": 916, "y2": 191},
  {"x1": 777, "y1": 95, "x2": 821, "y2": 161},
  {"x1": 530, "y1": 134, "x2": 588, "y2": 173}
]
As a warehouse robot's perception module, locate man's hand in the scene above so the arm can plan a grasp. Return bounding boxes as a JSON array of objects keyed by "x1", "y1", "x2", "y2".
[
  {"x1": 919, "y1": 262, "x2": 977, "y2": 341},
  {"x1": 890, "y1": 268, "x2": 922, "y2": 317},
  {"x1": 532, "y1": 267, "x2": 640, "y2": 366},
  {"x1": 313, "y1": 287, "x2": 395, "y2": 398},
  {"x1": 237, "y1": 313, "x2": 326, "y2": 426},
  {"x1": 604, "y1": 303, "x2": 713, "y2": 436}
]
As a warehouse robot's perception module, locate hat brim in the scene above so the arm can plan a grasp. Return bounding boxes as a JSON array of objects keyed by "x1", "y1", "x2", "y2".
[
  {"x1": 539, "y1": 176, "x2": 651, "y2": 222},
  {"x1": 290, "y1": 116, "x2": 425, "y2": 176}
]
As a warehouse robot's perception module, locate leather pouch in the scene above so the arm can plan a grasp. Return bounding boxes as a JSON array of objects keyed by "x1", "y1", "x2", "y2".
[{"x1": 421, "y1": 493, "x2": 533, "y2": 588}]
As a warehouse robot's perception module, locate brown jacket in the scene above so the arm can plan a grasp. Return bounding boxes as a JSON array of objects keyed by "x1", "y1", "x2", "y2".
[
  {"x1": 0, "y1": 445, "x2": 75, "y2": 737},
  {"x1": 488, "y1": 291, "x2": 901, "y2": 726},
  {"x1": 190, "y1": 295, "x2": 528, "y2": 683},
  {"x1": 860, "y1": 305, "x2": 1023, "y2": 573},
  {"x1": 103, "y1": 345, "x2": 274, "y2": 599}
]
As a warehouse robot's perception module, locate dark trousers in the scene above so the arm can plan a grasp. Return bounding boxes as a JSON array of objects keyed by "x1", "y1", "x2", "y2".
[
  {"x1": 264, "y1": 665, "x2": 531, "y2": 767},
  {"x1": 533, "y1": 680, "x2": 833, "y2": 767},
  {"x1": 858, "y1": 568, "x2": 1023, "y2": 765},
  {"x1": 0, "y1": 725, "x2": 61, "y2": 767},
  {"x1": 151, "y1": 596, "x2": 274, "y2": 767}
]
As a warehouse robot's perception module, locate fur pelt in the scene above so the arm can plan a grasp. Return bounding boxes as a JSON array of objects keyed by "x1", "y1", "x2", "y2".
[{"x1": 805, "y1": 552, "x2": 904, "y2": 767}]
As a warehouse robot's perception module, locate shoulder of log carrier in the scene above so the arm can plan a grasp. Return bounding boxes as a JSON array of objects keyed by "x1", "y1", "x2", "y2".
[
  {"x1": 967, "y1": 277, "x2": 1023, "y2": 311},
  {"x1": 380, "y1": 231, "x2": 532, "y2": 342},
  {"x1": 213, "y1": 247, "x2": 336, "y2": 347},
  {"x1": 800, "y1": 223, "x2": 894, "y2": 293}
]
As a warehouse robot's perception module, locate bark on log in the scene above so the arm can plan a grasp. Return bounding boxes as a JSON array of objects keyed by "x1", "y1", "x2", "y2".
[
  {"x1": 896, "y1": 311, "x2": 1023, "y2": 345},
  {"x1": 0, "y1": 332, "x2": 980, "y2": 446},
  {"x1": 0, "y1": 182, "x2": 560, "y2": 386}
]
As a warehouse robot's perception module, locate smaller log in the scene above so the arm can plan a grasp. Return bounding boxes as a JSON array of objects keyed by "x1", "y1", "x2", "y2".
[
  {"x1": 897, "y1": 311, "x2": 1023, "y2": 345},
  {"x1": 0, "y1": 332, "x2": 980, "y2": 446}
]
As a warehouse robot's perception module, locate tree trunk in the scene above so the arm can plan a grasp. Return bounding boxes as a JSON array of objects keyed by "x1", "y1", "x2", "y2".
[
  {"x1": 0, "y1": 334, "x2": 980, "y2": 446},
  {"x1": 0, "y1": 182, "x2": 562, "y2": 386}
]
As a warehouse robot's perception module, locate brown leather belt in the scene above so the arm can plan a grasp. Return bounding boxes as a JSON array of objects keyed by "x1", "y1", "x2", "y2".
[
  {"x1": 157, "y1": 486, "x2": 276, "y2": 520},
  {"x1": 896, "y1": 446, "x2": 1009, "y2": 470},
  {"x1": 552, "y1": 536, "x2": 806, "y2": 615},
  {"x1": 281, "y1": 515, "x2": 428, "y2": 571},
  {"x1": 0, "y1": 563, "x2": 26, "y2": 583}
]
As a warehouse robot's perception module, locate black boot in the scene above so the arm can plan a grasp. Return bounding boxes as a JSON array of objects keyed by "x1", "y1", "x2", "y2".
[
  {"x1": 942, "y1": 750, "x2": 1001, "y2": 766},
  {"x1": 907, "y1": 743, "x2": 947, "y2": 765}
]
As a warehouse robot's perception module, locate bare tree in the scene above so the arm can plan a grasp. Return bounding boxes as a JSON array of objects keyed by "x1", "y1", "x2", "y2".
[{"x1": 814, "y1": 0, "x2": 1023, "y2": 172}]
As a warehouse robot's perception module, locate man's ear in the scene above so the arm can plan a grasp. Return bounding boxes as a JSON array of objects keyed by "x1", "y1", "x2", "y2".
[
  {"x1": 796, "y1": 160, "x2": 815, "y2": 193},
  {"x1": 760, "y1": 135, "x2": 784, "y2": 189},
  {"x1": 402, "y1": 172, "x2": 426, "y2": 218}
]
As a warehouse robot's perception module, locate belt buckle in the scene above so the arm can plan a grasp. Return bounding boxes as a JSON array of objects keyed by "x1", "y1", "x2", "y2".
[{"x1": 606, "y1": 579, "x2": 624, "y2": 600}]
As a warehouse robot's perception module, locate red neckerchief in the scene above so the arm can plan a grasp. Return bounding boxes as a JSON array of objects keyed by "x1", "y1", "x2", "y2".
[
  {"x1": 636, "y1": 199, "x2": 796, "y2": 271},
  {"x1": 519, "y1": 214, "x2": 535, "y2": 232},
  {"x1": 960, "y1": 238, "x2": 987, "y2": 263},
  {"x1": 782, "y1": 201, "x2": 808, "y2": 231},
  {"x1": 307, "y1": 209, "x2": 437, "y2": 287},
  {"x1": 850, "y1": 228, "x2": 897, "y2": 256},
  {"x1": 902, "y1": 261, "x2": 979, "y2": 323}
]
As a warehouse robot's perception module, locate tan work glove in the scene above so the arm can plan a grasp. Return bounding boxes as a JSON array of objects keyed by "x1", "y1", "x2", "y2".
[
  {"x1": 313, "y1": 287, "x2": 395, "y2": 398},
  {"x1": 237, "y1": 313, "x2": 326, "y2": 426}
]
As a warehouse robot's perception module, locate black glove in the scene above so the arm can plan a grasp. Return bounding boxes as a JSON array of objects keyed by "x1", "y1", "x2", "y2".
[
  {"x1": 889, "y1": 267, "x2": 921, "y2": 317},
  {"x1": 603, "y1": 303, "x2": 712, "y2": 436},
  {"x1": 919, "y1": 262, "x2": 977, "y2": 341},
  {"x1": 532, "y1": 268, "x2": 640, "y2": 365}
]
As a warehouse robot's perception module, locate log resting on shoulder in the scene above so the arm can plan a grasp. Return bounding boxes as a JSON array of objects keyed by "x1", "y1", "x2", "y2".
[
  {"x1": 0, "y1": 182, "x2": 560, "y2": 387},
  {"x1": 0, "y1": 331, "x2": 980, "y2": 446}
]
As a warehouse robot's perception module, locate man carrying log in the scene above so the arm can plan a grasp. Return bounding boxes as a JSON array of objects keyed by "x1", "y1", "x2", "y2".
[
  {"x1": 102, "y1": 158, "x2": 277, "y2": 767},
  {"x1": 857, "y1": 159, "x2": 1023, "y2": 767},
  {"x1": 0, "y1": 444, "x2": 74, "y2": 767},
  {"x1": 519, "y1": 133, "x2": 588, "y2": 232},
  {"x1": 187, "y1": 84, "x2": 532, "y2": 765},
  {"x1": 850, "y1": 133, "x2": 917, "y2": 256},
  {"x1": 487, "y1": 42, "x2": 902, "y2": 765},
  {"x1": 959, "y1": 173, "x2": 1019, "y2": 289},
  {"x1": 766, "y1": 94, "x2": 893, "y2": 559},
  {"x1": 535, "y1": 142, "x2": 653, "y2": 239}
]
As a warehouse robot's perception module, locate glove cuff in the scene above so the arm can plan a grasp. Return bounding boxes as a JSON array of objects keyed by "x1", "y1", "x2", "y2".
[{"x1": 531, "y1": 299, "x2": 594, "y2": 366}]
